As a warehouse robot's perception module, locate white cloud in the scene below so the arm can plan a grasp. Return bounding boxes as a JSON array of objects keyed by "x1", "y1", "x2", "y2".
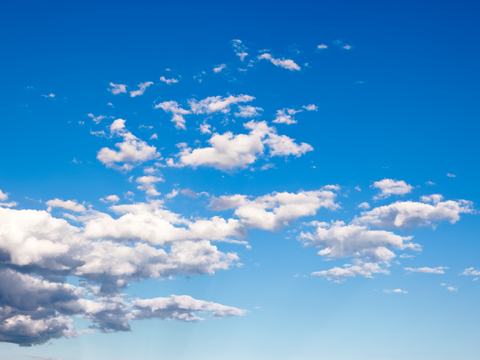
[
  {"x1": 357, "y1": 202, "x2": 370, "y2": 209},
  {"x1": 372, "y1": 179, "x2": 413, "y2": 199},
  {"x1": 383, "y1": 289, "x2": 407, "y2": 294},
  {"x1": 109, "y1": 83, "x2": 127, "y2": 95},
  {"x1": 425, "y1": 181, "x2": 436, "y2": 186},
  {"x1": 461, "y1": 267, "x2": 480, "y2": 276},
  {"x1": 272, "y1": 108, "x2": 301, "y2": 125},
  {"x1": 300, "y1": 221, "x2": 419, "y2": 263},
  {"x1": 87, "y1": 113, "x2": 108, "y2": 124},
  {"x1": 130, "y1": 82, "x2": 153, "y2": 97},
  {"x1": 447, "y1": 173, "x2": 456, "y2": 178},
  {"x1": 189, "y1": 95, "x2": 255, "y2": 114},
  {"x1": 302, "y1": 104, "x2": 318, "y2": 111},
  {"x1": 155, "y1": 101, "x2": 191, "y2": 130},
  {"x1": 97, "y1": 119, "x2": 160, "y2": 171},
  {"x1": 160, "y1": 76, "x2": 179, "y2": 85},
  {"x1": 210, "y1": 187, "x2": 340, "y2": 232},
  {"x1": 258, "y1": 53, "x2": 301, "y2": 71},
  {"x1": 317, "y1": 44, "x2": 328, "y2": 49},
  {"x1": 343, "y1": 45, "x2": 352, "y2": 50},
  {"x1": 399, "y1": 254, "x2": 415, "y2": 258},
  {"x1": 355, "y1": 198, "x2": 474, "y2": 229},
  {"x1": 200, "y1": 121, "x2": 212, "y2": 134},
  {"x1": 232, "y1": 39, "x2": 248, "y2": 61},
  {"x1": 213, "y1": 64, "x2": 227, "y2": 73},
  {"x1": 446, "y1": 286, "x2": 457, "y2": 292},
  {"x1": 312, "y1": 261, "x2": 389, "y2": 282},
  {"x1": 168, "y1": 121, "x2": 313, "y2": 170},
  {"x1": 234, "y1": 105, "x2": 263, "y2": 118},
  {"x1": 136, "y1": 176, "x2": 164, "y2": 197},
  {"x1": 41, "y1": 93, "x2": 55, "y2": 98},
  {"x1": 355, "y1": 186, "x2": 361, "y2": 191},
  {"x1": 0, "y1": 190, "x2": 9, "y2": 201},
  {"x1": 165, "y1": 189, "x2": 179, "y2": 199},
  {"x1": 100, "y1": 195, "x2": 120, "y2": 203},
  {"x1": 404, "y1": 266, "x2": 447, "y2": 274},
  {"x1": 46, "y1": 199, "x2": 86, "y2": 213}
]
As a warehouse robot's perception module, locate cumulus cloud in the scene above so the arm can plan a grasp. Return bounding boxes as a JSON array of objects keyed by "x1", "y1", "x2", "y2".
[
  {"x1": 0, "y1": 190, "x2": 17, "y2": 208},
  {"x1": 189, "y1": 94, "x2": 255, "y2": 115},
  {"x1": 354, "y1": 198, "x2": 474, "y2": 229},
  {"x1": 404, "y1": 267, "x2": 447, "y2": 274},
  {"x1": 232, "y1": 39, "x2": 248, "y2": 61},
  {"x1": 130, "y1": 82, "x2": 153, "y2": 97},
  {"x1": 155, "y1": 101, "x2": 191, "y2": 130},
  {"x1": 357, "y1": 202, "x2": 370, "y2": 209},
  {"x1": 234, "y1": 105, "x2": 263, "y2": 118},
  {"x1": 213, "y1": 64, "x2": 226, "y2": 73},
  {"x1": 258, "y1": 53, "x2": 301, "y2": 71},
  {"x1": 46, "y1": 199, "x2": 86, "y2": 213},
  {"x1": 167, "y1": 121, "x2": 313, "y2": 170},
  {"x1": 0, "y1": 190, "x2": 8, "y2": 201},
  {"x1": 372, "y1": 179, "x2": 413, "y2": 200},
  {"x1": 41, "y1": 93, "x2": 55, "y2": 98},
  {"x1": 317, "y1": 44, "x2": 328, "y2": 49},
  {"x1": 136, "y1": 176, "x2": 164, "y2": 197},
  {"x1": 446, "y1": 286, "x2": 457, "y2": 292},
  {"x1": 100, "y1": 195, "x2": 120, "y2": 203},
  {"x1": 108, "y1": 83, "x2": 127, "y2": 95},
  {"x1": 300, "y1": 221, "x2": 419, "y2": 263},
  {"x1": 209, "y1": 187, "x2": 340, "y2": 232},
  {"x1": 447, "y1": 173, "x2": 456, "y2": 178},
  {"x1": 160, "y1": 76, "x2": 179, "y2": 85},
  {"x1": 272, "y1": 109, "x2": 301, "y2": 125},
  {"x1": 97, "y1": 120, "x2": 160, "y2": 171}
]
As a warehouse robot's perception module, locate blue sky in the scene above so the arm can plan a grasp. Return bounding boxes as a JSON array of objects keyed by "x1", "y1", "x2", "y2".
[{"x1": 1, "y1": 1, "x2": 480, "y2": 359}]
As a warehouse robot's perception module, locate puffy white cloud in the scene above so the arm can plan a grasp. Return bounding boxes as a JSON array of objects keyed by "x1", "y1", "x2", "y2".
[
  {"x1": 0, "y1": 190, "x2": 8, "y2": 201},
  {"x1": 317, "y1": 44, "x2": 328, "y2": 49},
  {"x1": 300, "y1": 221, "x2": 419, "y2": 263},
  {"x1": 355, "y1": 199, "x2": 474, "y2": 229},
  {"x1": 0, "y1": 190, "x2": 17, "y2": 208},
  {"x1": 46, "y1": 199, "x2": 86, "y2": 213},
  {"x1": 87, "y1": 113, "x2": 108, "y2": 124},
  {"x1": 461, "y1": 267, "x2": 480, "y2": 276},
  {"x1": 100, "y1": 195, "x2": 120, "y2": 203},
  {"x1": 383, "y1": 289, "x2": 407, "y2": 294},
  {"x1": 136, "y1": 176, "x2": 164, "y2": 197},
  {"x1": 189, "y1": 95, "x2": 255, "y2": 114},
  {"x1": 168, "y1": 121, "x2": 313, "y2": 170},
  {"x1": 447, "y1": 173, "x2": 456, "y2": 178},
  {"x1": 446, "y1": 286, "x2": 457, "y2": 292},
  {"x1": 154, "y1": 101, "x2": 191, "y2": 130},
  {"x1": 272, "y1": 109, "x2": 301, "y2": 125},
  {"x1": 372, "y1": 179, "x2": 413, "y2": 200},
  {"x1": 160, "y1": 76, "x2": 179, "y2": 85},
  {"x1": 130, "y1": 82, "x2": 153, "y2": 97},
  {"x1": 232, "y1": 39, "x2": 248, "y2": 61},
  {"x1": 210, "y1": 187, "x2": 340, "y2": 232},
  {"x1": 97, "y1": 120, "x2": 160, "y2": 171},
  {"x1": 302, "y1": 104, "x2": 318, "y2": 111},
  {"x1": 199, "y1": 122, "x2": 212, "y2": 134},
  {"x1": 357, "y1": 202, "x2": 370, "y2": 209},
  {"x1": 234, "y1": 105, "x2": 263, "y2": 118},
  {"x1": 258, "y1": 53, "x2": 301, "y2": 71},
  {"x1": 404, "y1": 267, "x2": 447, "y2": 274},
  {"x1": 213, "y1": 64, "x2": 226, "y2": 73},
  {"x1": 108, "y1": 83, "x2": 127, "y2": 95},
  {"x1": 312, "y1": 261, "x2": 389, "y2": 282}
]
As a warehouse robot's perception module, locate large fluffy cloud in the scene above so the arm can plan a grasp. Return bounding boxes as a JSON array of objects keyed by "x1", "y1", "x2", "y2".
[{"x1": 372, "y1": 179, "x2": 413, "y2": 200}]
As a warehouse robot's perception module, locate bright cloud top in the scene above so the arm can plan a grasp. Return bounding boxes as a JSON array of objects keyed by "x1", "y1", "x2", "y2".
[
  {"x1": 372, "y1": 179, "x2": 413, "y2": 199},
  {"x1": 258, "y1": 53, "x2": 301, "y2": 71}
]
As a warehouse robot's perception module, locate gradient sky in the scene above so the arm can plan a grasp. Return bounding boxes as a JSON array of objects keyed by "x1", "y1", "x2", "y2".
[{"x1": 1, "y1": 1, "x2": 480, "y2": 359}]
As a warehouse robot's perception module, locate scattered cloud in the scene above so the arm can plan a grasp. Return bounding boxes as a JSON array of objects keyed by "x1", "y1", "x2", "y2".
[
  {"x1": 232, "y1": 39, "x2": 248, "y2": 61},
  {"x1": 372, "y1": 179, "x2": 413, "y2": 200},
  {"x1": 41, "y1": 93, "x2": 55, "y2": 98},
  {"x1": 258, "y1": 53, "x2": 301, "y2": 71},
  {"x1": 160, "y1": 76, "x2": 179, "y2": 85},
  {"x1": 87, "y1": 113, "x2": 108, "y2": 124},
  {"x1": 109, "y1": 83, "x2": 127, "y2": 95},
  {"x1": 100, "y1": 195, "x2": 120, "y2": 203},
  {"x1": 404, "y1": 267, "x2": 447, "y2": 274},
  {"x1": 155, "y1": 101, "x2": 191, "y2": 130},
  {"x1": 425, "y1": 181, "x2": 436, "y2": 186},
  {"x1": 234, "y1": 105, "x2": 263, "y2": 118},
  {"x1": 461, "y1": 267, "x2": 480, "y2": 276},
  {"x1": 317, "y1": 44, "x2": 328, "y2": 49},
  {"x1": 447, "y1": 173, "x2": 456, "y2": 178},
  {"x1": 189, "y1": 95, "x2": 254, "y2": 115},
  {"x1": 46, "y1": 199, "x2": 86, "y2": 213},
  {"x1": 130, "y1": 82, "x2": 153, "y2": 97},
  {"x1": 383, "y1": 289, "x2": 408, "y2": 294},
  {"x1": 272, "y1": 108, "x2": 301, "y2": 125},
  {"x1": 357, "y1": 202, "x2": 370, "y2": 209},
  {"x1": 213, "y1": 64, "x2": 227, "y2": 73},
  {"x1": 302, "y1": 104, "x2": 317, "y2": 111}
]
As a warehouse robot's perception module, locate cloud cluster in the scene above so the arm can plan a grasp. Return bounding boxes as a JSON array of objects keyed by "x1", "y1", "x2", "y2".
[
  {"x1": 167, "y1": 121, "x2": 313, "y2": 170},
  {"x1": 155, "y1": 101, "x2": 191, "y2": 130},
  {"x1": 232, "y1": 40, "x2": 248, "y2": 61},
  {"x1": 189, "y1": 95, "x2": 254, "y2": 114}
]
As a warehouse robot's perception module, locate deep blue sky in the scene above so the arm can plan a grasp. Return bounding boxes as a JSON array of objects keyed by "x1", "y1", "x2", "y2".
[{"x1": 0, "y1": 1, "x2": 479, "y2": 359}]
